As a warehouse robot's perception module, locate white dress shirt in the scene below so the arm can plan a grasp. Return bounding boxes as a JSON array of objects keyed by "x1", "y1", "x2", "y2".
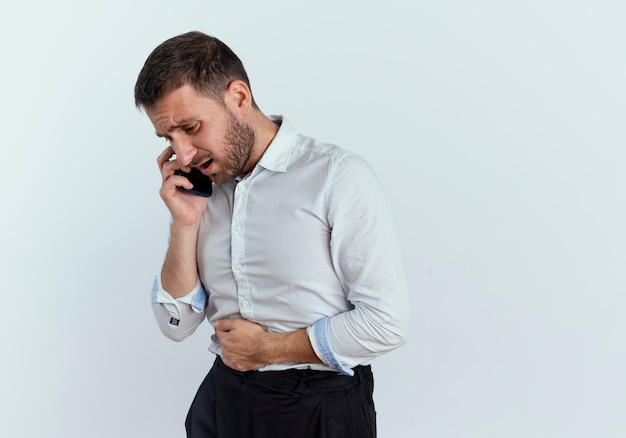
[{"x1": 152, "y1": 116, "x2": 409, "y2": 375}]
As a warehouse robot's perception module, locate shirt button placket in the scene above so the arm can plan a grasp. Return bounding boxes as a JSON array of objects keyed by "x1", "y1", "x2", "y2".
[{"x1": 232, "y1": 181, "x2": 253, "y2": 319}]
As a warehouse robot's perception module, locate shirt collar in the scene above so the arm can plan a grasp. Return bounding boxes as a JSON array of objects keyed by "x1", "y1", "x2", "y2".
[{"x1": 256, "y1": 115, "x2": 297, "y2": 173}]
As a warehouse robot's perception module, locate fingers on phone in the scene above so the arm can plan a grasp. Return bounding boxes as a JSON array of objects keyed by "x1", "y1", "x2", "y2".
[
  {"x1": 160, "y1": 174, "x2": 192, "y2": 201},
  {"x1": 157, "y1": 146, "x2": 175, "y2": 168},
  {"x1": 157, "y1": 147, "x2": 194, "y2": 193}
]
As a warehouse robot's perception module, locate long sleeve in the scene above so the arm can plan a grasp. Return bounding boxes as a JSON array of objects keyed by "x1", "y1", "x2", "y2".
[
  {"x1": 151, "y1": 276, "x2": 208, "y2": 342},
  {"x1": 307, "y1": 153, "x2": 409, "y2": 374}
]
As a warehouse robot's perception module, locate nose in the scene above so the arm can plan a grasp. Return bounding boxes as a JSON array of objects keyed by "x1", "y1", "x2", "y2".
[{"x1": 172, "y1": 138, "x2": 197, "y2": 167}]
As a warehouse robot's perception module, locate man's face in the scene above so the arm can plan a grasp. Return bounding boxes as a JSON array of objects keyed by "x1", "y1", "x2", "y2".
[{"x1": 146, "y1": 84, "x2": 255, "y2": 184}]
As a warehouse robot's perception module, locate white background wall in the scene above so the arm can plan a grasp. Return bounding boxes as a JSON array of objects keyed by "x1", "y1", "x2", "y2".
[{"x1": 1, "y1": 1, "x2": 625, "y2": 437}]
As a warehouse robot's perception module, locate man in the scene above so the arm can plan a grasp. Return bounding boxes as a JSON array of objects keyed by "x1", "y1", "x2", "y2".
[{"x1": 135, "y1": 31, "x2": 409, "y2": 438}]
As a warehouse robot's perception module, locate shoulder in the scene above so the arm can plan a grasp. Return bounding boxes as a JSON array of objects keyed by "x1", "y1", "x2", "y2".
[{"x1": 291, "y1": 133, "x2": 371, "y2": 173}]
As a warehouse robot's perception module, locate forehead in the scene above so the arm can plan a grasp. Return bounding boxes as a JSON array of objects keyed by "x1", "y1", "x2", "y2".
[{"x1": 146, "y1": 84, "x2": 222, "y2": 131}]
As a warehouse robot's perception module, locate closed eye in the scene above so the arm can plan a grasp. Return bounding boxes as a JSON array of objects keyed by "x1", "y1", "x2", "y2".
[{"x1": 185, "y1": 124, "x2": 199, "y2": 134}]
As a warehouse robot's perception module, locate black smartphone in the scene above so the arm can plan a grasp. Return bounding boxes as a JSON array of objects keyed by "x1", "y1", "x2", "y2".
[{"x1": 176, "y1": 168, "x2": 213, "y2": 197}]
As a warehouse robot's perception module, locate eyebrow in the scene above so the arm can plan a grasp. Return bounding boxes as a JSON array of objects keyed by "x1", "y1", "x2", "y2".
[{"x1": 155, "y1": 116, "x2": 199, "y2": 137}]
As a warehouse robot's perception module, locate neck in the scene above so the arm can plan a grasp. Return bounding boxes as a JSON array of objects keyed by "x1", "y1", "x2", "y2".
[{"x1": 238, "y1": 110, "x2": 280, "y2": 178}]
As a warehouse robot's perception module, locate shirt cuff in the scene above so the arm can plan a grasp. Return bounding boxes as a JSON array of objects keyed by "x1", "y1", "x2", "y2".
[
  {"x1": 307, "y1": 317, "x2": 354, "y2": 376},
  {"x1": 151, "y1": 276, "x2": 207, "y2": 327}
]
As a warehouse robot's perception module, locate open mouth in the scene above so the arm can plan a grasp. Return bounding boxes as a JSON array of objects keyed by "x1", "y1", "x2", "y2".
[{"x1": 198, "y1": 158, "x2": 214, "y2": 173}]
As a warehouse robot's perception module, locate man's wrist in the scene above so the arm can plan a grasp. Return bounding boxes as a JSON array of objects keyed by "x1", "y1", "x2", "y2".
[
  {"x1": 262, "y1": 329, "x2": 321, "y2": 365},
  {"x1": 170, "y1": 220, "x2": 201, "y2": 235}
]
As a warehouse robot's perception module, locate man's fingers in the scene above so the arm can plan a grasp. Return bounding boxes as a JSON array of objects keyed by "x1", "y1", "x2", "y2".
[
  {"x1": 156, "y1": 146, "x2": 175, "y2": 168},
  {"x1": 214, "y1": 319, "x2": 236, "y2": 331}
]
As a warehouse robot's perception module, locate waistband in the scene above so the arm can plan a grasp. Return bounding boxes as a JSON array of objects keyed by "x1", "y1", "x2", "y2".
[{"x1": 214, "y1": 355, "x2": 373, "y2": 391}]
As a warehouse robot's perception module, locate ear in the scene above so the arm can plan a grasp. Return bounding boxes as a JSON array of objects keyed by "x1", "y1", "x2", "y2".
[{"x1": 224, "y1": 80, "x2": 253, "y2": 115}]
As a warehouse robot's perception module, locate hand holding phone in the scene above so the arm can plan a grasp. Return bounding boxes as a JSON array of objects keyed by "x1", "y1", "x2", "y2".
[{"x1": 176, "y1": 168, "x2": 213, "y2": 197}]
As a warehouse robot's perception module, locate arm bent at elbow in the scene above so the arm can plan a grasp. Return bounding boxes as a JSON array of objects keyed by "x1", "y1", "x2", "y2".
[
  {"x1": 308, "y1": 296, "x2": 409, "y2": 375},
  {"x1": 151, "y1": 276, "x2": 207, "y2": 342}
]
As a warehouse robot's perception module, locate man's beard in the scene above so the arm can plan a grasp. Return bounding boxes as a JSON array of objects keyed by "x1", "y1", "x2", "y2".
[
  {"x1": 219, "y1": 113, "x2": 256, "y2": 183},
  {"x1": 192, "y1": 111, "x2": 256, "y2": 184}
]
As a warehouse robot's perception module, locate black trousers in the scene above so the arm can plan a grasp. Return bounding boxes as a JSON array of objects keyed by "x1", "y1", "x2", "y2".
[{"x1": 185, "y1": 356, "x2": 376, "y2": 438}]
